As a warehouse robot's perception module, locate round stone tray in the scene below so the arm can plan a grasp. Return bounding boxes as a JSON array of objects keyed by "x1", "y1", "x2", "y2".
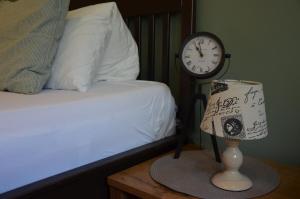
[{"x1": 150, "y1": 150, "x2": 279, "y2": 199}]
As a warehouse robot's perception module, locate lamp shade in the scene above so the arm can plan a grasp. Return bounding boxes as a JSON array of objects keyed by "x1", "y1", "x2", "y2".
[{"x1": 200, "y1": 80, "x2": 268, "y2": 140}]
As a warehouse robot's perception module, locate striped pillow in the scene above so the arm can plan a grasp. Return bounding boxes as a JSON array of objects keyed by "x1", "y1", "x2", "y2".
[{"x1": 0, "y1": 0, "x2": 69, "y2": 94}]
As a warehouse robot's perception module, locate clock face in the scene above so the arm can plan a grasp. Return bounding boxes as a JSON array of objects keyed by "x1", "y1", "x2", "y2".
[{"x1": 179, "y1": 32, "x2": 225, "y2": 79}]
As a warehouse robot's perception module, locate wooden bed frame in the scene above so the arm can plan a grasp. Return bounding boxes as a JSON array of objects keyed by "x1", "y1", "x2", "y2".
[{"x1": 0, "y1": 0, "x2": 196, "y2": 198}]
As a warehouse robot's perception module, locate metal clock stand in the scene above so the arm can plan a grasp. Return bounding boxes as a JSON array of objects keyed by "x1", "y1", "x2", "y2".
[
  {"x1": 174, "y1": 84, "x2": 221, "y2": 162},
  {"x1": 174, "y1": 31, "x2": 231, "y2": 162}
]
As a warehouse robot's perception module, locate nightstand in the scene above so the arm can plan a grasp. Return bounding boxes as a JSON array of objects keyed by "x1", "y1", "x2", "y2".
[{"x1": 107, "y1": 145, "x2": 300, "y2": 199}]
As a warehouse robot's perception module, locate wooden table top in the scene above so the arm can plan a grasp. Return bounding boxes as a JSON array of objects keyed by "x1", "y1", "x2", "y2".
[{"x1": 107, "y1": 145, "x2": 300, "y2": 199}]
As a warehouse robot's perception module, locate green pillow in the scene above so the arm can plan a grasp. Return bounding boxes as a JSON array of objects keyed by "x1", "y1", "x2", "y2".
[{"x1": 0, "y1": 0, "x2": 70, "y2": 94}]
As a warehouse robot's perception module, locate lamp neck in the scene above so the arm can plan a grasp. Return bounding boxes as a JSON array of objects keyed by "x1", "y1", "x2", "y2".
[{"x1": 225, "y1": 139, "x2": 240, "y2": 148}]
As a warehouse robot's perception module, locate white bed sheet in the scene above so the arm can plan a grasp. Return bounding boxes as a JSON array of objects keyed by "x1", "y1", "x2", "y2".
[{"x1": 0, "y1": 80, "x2": 176, "y2": 194}]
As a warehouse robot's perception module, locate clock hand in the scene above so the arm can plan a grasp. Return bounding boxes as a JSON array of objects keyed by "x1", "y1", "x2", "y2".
[
  {"x1": 194, "y1": 42, "x2": 203, "y2": 57},
  {"x1": 197, "y1": 41, "x2": 204, "y2": 57}
]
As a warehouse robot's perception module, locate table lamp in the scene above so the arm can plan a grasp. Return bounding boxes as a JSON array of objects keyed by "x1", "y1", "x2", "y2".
[{"x1": 200, "y1": 80, "x2": 268, "y2": 191}]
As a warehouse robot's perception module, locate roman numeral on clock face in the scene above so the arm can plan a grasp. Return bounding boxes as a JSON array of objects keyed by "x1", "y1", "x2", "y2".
[{"x1": 192, "y1": 65, "x2": 196, "y2": 71}]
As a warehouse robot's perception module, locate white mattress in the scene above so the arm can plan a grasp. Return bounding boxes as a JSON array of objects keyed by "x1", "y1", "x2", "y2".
[{"x1": 0, "y1": 80, "x2": 176, "y2": 194}]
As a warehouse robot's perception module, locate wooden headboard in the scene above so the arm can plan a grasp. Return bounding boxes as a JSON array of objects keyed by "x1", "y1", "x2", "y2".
[{"x1": 70, "y1": 0, "x2": 196, "y2": 128}]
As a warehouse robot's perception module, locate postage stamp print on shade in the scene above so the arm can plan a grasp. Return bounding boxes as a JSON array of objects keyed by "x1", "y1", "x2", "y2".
[{"x1": 221, "y1": 114, "x2": 246, "y2": 139}]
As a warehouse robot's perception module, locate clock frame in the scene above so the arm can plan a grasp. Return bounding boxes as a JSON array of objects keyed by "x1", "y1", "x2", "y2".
[{"x1": 179, "y1": 32, "x2": 226, "y2": 79}]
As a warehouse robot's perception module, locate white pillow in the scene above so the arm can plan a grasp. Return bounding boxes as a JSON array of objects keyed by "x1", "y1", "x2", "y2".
[
  {"x1": 94, "y1": 3, "x2": 139, "y2": 81},
  {"x1": 46, "y1": 3, "x2": 113, "y2": 92}
]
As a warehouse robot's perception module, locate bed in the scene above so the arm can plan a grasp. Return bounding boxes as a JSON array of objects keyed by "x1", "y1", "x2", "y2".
[{"x1": 0, "y1": 0, "x2": 195, "y2": 198}]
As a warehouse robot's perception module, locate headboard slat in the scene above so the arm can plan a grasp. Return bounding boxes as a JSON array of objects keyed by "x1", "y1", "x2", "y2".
[
  {"x1": 129, "y1": 17, "x2": 142, "y2": 53},
  {"x1": 148, "y1": 15, "x2": 156, "y2": 81},
  {"x1": 179, "y1": 0, "x2": 196, "y2": 131},
  {"x1": 162, "y1": 14, "x2": 171, "y2": 84},
  {"x1": 136, "y1": 17, "x2": 142, "y2": 54}
]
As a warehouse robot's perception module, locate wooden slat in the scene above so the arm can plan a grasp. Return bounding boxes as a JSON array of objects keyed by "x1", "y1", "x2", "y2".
[
  {"x1": 133, "y1": 17, "x2": 142, "y2": 54},
  {"x1": 179, "y1": 0, "x2": 196, "y2": 126},
  {"x1": 162, "y1": 14, "x2": 171, "y2": 85},
  {"x1": 175, "y1": 0, "x2": 196, "y2": 158},
  {"x1": 133, "y1": 17, "x2": 142, "y2": 80},
  {"x1": 124, "y1": 17, "x2": 129, "y2": 25},
  {"x1": 70, "y1": 0, "x2": 182, "y2": 16},
  {"x1": 148, "y1": 15, "x2": 156, "y2": 81}
]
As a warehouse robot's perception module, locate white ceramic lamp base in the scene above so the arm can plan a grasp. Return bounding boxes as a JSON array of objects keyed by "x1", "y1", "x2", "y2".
[{"x1": 211, "y1": 139, "x2": 253, "y2": 191}]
